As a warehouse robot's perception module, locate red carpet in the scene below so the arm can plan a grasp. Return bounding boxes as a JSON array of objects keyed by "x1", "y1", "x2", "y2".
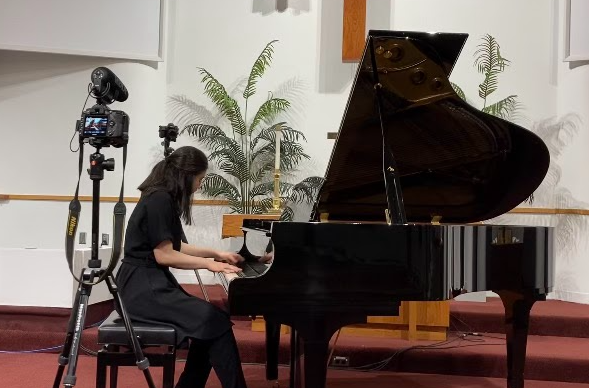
[
  {"x1": 3, "y1": 285, "x2": 589, "y2": 387},
  {"x1": 3, "y1": 353, "x2": 589, "y2": 388}
]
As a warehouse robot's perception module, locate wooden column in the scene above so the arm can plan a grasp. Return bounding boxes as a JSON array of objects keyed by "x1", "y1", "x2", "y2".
[{"x1": 342, "y1": 0, "x2": 366, "y2": 62}]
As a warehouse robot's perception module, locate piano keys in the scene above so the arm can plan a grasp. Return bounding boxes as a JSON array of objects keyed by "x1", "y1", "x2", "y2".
[
  {"x1": 224, "y1": 30, "x2": 554, "y2": 388},
  {"x1": 218, "y1": 223, "x2": 273, "y2": 293}
]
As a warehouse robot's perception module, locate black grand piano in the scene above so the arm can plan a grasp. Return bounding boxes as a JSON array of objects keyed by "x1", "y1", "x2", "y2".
[{"x1": 225, "y1": 30, "x2": 554, "y2": 388}]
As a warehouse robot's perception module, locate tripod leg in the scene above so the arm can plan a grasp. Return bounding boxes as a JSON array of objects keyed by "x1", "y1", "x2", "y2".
[
  {"x1": 62, "y1": 282, "x2": 93, "y2": 387},
  {"x1": 53, "y1": 284, "x2": 84, "y2": 388},
  {"x1": 105, "y1": 275, "x2": 157, "y2": 388}
]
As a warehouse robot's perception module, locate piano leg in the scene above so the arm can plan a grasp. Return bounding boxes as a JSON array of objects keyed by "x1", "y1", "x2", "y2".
[
  {"x1": 264, "y1": 318, "x2": 281, "y2": 381},
  {"x1": 288, "y1": 329, "x2": 329, "y2": 388},
  {"x1": 282, "y1": 314, "x2": 366, "y2": 388},
  {"x1": 289, "y1": 330, "x2": 301, "y2": 388},
  {"x1": 496, "y1": 291, "x2": 540, "y2": 388}
]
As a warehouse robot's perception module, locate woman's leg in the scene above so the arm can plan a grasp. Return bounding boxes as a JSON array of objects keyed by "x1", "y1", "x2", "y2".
[
  {"x1": 208, "y1": 329, "x2": 248, "y2": 388},
  {"x1": 175, "y1": 339, "x2": 212, "y2": 388}
]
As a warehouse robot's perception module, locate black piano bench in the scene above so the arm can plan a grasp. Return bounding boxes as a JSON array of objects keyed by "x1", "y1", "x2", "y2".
[{"x1": 96, "y1": 311, "x2": 177, "y2": 388}]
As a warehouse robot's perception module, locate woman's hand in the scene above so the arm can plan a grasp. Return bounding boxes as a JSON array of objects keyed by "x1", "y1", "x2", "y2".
[
  {"x1": 207, "y1": 261, "x2": 242, "y2": 274},
  {"x1": 259, "y1": 251, "x2": 274, "y2": 264},
  {"x1": 216, "y1": 251, "x2": 244, "y2": 265}
]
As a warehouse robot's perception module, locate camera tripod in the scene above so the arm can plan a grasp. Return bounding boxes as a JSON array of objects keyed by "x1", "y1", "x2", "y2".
[{"x1": 53, "y1": 144, "x2": 156, "y2": 388}]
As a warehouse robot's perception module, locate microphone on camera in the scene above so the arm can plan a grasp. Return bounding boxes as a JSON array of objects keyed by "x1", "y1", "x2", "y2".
[{"x1": 90, "y1": 67, "x2": 129, "y2": 103}]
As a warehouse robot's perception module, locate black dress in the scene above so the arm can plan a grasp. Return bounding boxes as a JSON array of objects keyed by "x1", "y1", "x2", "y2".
[{"x1": 115, "y1": 190, "x2": 232, "y2": 344}]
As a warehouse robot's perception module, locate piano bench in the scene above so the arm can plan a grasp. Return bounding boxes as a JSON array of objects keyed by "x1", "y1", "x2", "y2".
[{"x1": 96, "y1": 311, "x2": 177, "y2": 388}]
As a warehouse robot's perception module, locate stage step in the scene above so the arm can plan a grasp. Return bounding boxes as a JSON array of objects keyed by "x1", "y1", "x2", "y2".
[{"x1": 451, "y1": 297, "x2": 589, "y2": 338}]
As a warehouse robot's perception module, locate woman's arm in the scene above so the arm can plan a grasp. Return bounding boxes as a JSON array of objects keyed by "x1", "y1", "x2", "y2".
[
  {"x1": 180, "y1": 242, "x2": 221, "y2": 260},
  {"x1": 181, "y1": 242, "x2": 244, "y2": 264},
  {"x1": 155, "y1": 241, "x2": 241, "y2": 273}
]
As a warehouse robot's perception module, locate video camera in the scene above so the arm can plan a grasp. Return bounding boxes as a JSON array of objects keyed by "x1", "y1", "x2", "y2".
[
  {"x1": 78, "y1": 67, "x2": 130, "y2": 148},
  {"x1": 79, "y1": 105, "x2": 129, "y2": 148},
  {"x1": 159, "y1": 122, "x2": 179, "y2": 142},
  {"x1": 159, "y1": 123, "x2": 179, "y2": 157}
]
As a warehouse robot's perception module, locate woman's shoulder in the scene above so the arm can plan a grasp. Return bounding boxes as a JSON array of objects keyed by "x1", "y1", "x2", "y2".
[{"x1": 142, "y1": 190, "x2": 174, "y2": 205}]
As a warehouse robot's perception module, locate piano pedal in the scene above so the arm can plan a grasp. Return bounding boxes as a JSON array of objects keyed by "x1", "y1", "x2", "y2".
[{"x1": 270, "y1": 381, "x2": 280, "y2": 388}]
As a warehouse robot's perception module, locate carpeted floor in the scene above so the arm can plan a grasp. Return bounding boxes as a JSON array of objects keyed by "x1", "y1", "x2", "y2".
[
  {"x1": 3, "y1": 285, "x2": 589, "y2": 387},
  {"x1": 3, "y1": 353, "x2": 589, "y2": 388}
]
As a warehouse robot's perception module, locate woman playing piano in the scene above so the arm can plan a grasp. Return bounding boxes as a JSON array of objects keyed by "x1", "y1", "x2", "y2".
[{"x1": 116, "y1": 146, "x2": 248, "y2": 388}]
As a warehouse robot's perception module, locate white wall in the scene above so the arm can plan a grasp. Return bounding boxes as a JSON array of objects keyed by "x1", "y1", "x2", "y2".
[
  {"x1": 1, "y1": 0, "x2": 587, "y2": 304},
  {"x1": 391, "y1": 0, "x2": 557, "y2": 123}
]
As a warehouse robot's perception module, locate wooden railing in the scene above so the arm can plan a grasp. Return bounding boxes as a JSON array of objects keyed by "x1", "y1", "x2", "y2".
[
  {"x1": 0, "y1": 194, "x2": 227, "y2": 205},
  {"x1": 1, "y1": 194, "x2": 589, "y2": 216}
]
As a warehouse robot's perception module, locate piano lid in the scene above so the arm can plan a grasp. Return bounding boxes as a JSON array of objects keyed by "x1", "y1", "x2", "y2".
[{"x1": 314, "y1": 30, "x2": 550, "y2": 224}]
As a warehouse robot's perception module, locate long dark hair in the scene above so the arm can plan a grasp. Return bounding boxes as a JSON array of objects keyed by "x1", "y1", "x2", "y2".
[{"x1": 138, "y1": 146, "x2": 208, "y2": 225}]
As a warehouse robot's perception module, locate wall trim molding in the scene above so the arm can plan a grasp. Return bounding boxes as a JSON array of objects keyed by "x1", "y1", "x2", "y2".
[
  {"x1": 2, "y1": 193, "x2": 589, "y2": 216},
  {"x1": 0, "y1": 194, "x2": 228, "y2": 206}
]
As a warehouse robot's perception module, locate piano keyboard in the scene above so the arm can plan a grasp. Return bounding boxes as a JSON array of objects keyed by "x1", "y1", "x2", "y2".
[{"x1": 218, "y1": 260, "x2": 270, "y2": 293}]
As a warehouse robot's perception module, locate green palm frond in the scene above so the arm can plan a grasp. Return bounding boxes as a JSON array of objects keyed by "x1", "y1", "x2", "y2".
[
  {"x1": 482, "y1": 95, "x2": 521, "y2": 120},
  {"x1": 279, "y1": 141, "x2": 309, "y2": 170},
  {"x1": 250, "y1": 141, "x2": 308, "y2": 171},
  {"x1": 251, "y1": 197, "x2": 274, "y2": 214},
  {"x1": 201, "y1": 173, "x2": 243, "y2": 212},
  {"x1": 198, "y1": 68, "x2": 247, "y2": 135},
  {"x1": 248, "y1": 182, "x2": 275, "y2": 198},
  {"x1": 249, "y1": 180, "x2": 296, "y2": 199},
  {"x1": 279, "y1": 206, "x2": 295, "y2": 221},
  {"x1": 251, "y1": 123, "x2": 307, "y2": 150},
  {"x1": 474, "y1": 34, "x2": 510, "y2": 106},
  {"x1": 243, "y1": 40, "x2": 278, "y2": 100},
  {"x1": 249, "y1": 159, "x2": 274, "y2": 184},
  {"x1": 208, "y1": 149, "x2": 249, "y2": 183},
  {"x1": 167, "y1": 95, "x2": 218, "y2": 128},
  {"x1": 286, "y1": 176, "x2": 325, "y2": 204},
  {"x1": 182, "y1": 124, "x2": 242, "y2": 155},
  {"x1": 451, "y1": 82, "x2": 466, "y2": 101},
  {"x1": 249, "y1": 97, "x2": 291, "y2": 134}
]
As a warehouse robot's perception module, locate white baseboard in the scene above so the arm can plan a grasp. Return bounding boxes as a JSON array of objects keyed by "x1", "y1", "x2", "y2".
[
  {"x1": 454, "y1": 291, "x2": 489, "y2": 302},
  {"x1": 548, "y1": 289, "x2": 589, "y2": 304}
]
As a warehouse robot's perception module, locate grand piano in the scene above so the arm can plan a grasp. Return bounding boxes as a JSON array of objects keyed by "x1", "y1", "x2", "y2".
[{"x1": 225, "y1": 30, "x2": 554, "y2": 388}]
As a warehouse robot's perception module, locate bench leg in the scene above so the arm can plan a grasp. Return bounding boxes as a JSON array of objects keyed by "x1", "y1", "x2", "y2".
[
  {"x1": 96, "y1": 351, "x2": 108, "y2": 388},
  {"x1": 163, "y1": 350, "x2": 176, "y2": 388},
  {"x1": 110, "y1": 365, "x2": 119, "y2": 388}
]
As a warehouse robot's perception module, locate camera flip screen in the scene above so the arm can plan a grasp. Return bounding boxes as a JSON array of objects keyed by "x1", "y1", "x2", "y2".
[{"x1": 83, "y1": 115, "x2": 108, "y2": 137}]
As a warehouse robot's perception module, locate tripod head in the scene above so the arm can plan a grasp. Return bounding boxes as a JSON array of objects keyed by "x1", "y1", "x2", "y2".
[{"x1": 88, "y1": 146, "x2": 115, "y2": 181}]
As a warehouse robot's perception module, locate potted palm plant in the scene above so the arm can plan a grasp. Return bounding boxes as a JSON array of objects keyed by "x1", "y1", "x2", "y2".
[
  {"x1": 169, "y1": 40, "x2": 324, "y2": 222},
  {"x1": 452, "y1": 34, "x2": 521, "y2": 120}
]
